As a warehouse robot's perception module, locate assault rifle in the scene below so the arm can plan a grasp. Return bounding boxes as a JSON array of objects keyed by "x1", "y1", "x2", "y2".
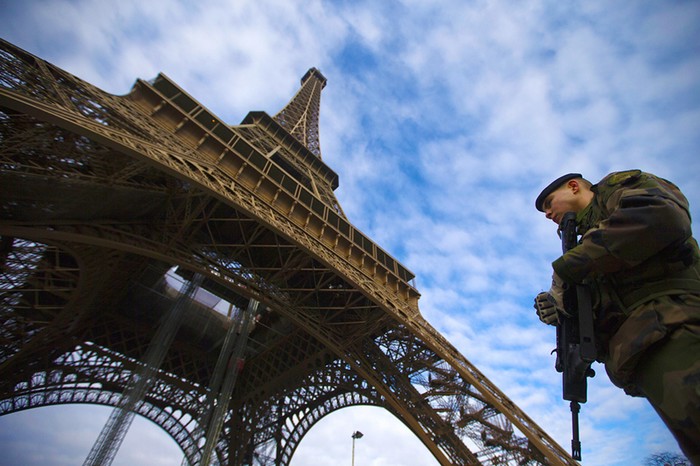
[{"x1": 556, "y1": 212, "x2": 597, "y2": 461}]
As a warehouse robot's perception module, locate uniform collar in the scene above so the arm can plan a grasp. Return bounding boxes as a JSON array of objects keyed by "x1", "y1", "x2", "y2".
[{"x1": 576, "y1": 198, "x2": 599, "y2": 233}]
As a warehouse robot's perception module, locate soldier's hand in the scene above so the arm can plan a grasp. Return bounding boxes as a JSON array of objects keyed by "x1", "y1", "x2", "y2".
[
  {"x1": 534, "y1": 273, "x2": 568, "y2": 325},
  {"x1": 534, "y1": 292, "x2": 562, "y2": 325}
]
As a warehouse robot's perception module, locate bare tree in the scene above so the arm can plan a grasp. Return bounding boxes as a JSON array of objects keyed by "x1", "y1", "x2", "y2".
[{"x1": 644, "y1": 451, "x2": 690, "y2": 466}]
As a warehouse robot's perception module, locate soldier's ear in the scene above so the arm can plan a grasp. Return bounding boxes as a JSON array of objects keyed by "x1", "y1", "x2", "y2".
[{"x1": 567, "y1": 179, "x2": 580, "y2": 193}]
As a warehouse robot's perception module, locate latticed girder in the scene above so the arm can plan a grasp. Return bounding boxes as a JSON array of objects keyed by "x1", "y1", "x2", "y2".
[
  {"x1": 0, "y1": 39, "x2": 579, "y2": 466},
  {"x1": 234, "y1": 114, "x2": 344, "y2": 219},
  {"x1": 83, "y1": 272, "x2": 205, "y2": 466},
  {"x1": 0, "y1": 341, "x2": 212, "y2": 466},
  {"x1": 228, "y1": 359, "x2": 388, "y2": 466},
  {"x1": 375, "y1": 326, "x2": 549, "y2": 465},
  {"x1": 0, "y1": 239, "x2": 78, "y2": 365},
  {"x1": 213, "y1": 320, "x2": 549, "y2": 466},
  {"x1": 273, "y1": 68, "x2": 326, "y2": 159}
]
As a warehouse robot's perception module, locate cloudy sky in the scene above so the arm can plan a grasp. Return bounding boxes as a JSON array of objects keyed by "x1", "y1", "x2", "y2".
[{"x1": 1, "y1": 1, "x2": 699, "y2": 465}]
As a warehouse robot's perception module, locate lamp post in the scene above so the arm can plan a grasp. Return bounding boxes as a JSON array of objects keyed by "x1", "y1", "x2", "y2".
[{"x1": 351, "y1": 431, "x2": 363, "y2": 466}]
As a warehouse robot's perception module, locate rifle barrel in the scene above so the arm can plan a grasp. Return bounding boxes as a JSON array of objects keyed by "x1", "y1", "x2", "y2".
[{"x1": 571, "y1": 401, "x2": 582, "y2": 461}]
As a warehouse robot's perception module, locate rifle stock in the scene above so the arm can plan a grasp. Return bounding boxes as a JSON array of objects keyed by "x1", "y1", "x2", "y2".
[{"x1": 556, "y1": 211, "x2": 596, "y2": 461}]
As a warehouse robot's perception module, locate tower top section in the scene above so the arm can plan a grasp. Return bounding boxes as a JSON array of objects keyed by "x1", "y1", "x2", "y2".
[
  {"x1": 273, "y1": 68, "x2": 326, "y2": 159},
  {"x1": 301, "y1": 67, "x2": 327, "y2": 88}
]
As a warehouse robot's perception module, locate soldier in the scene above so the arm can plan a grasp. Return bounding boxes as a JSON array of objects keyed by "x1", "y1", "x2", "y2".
[{"x1": 533, "y1": 170, "x2": 700, "y2": 464}]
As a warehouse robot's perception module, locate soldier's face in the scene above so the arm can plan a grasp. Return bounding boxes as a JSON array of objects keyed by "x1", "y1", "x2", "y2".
[{"x1": 542, "y1": 184, "x2": 579, "y2": 225}]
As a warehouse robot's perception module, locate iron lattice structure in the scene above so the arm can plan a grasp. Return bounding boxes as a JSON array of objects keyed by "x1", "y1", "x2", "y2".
[{"x1": 0, "y1": 39, "x2": 576, "y2": 466}]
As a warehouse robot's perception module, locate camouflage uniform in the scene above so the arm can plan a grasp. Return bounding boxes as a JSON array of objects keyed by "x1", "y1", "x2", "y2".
[{"x1": 551, "y1": 170, "x2": 700, "y2": 463}]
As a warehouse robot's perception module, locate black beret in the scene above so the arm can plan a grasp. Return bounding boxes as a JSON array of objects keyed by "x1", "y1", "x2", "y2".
[{"x1": 535, "y1": 173, "x2": 582, "y2": 212}]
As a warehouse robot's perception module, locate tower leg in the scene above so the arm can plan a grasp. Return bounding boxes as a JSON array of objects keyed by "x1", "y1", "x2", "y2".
[
  {"x1": 198, "y1": 298, "x2": 258, "y2": 465},
  {"x1": 83, "y1": 273, "x2": 203, "y2": 466}
]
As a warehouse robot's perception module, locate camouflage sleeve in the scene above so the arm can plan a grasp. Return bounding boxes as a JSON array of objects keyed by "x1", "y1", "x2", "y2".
[{"x1": 552, "y1": 181, "x2": 693, "y2": 284}]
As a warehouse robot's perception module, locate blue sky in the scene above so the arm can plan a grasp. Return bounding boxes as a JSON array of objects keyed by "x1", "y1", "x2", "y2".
[{"x1": 1, "y1": 1, "x2": 699, "y2": 465}]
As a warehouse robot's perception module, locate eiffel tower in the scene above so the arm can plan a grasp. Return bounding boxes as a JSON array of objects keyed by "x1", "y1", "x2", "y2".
[{"x1": 0, "y1": 39, "x2": 576, "y2": 466}]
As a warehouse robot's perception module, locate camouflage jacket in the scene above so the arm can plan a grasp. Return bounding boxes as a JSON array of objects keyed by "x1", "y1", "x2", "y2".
[{"x1": 551, "y1": 170, "x2": 700, "y2": 390}]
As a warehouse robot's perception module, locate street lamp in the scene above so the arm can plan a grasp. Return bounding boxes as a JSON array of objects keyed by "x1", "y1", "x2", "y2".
[{"x1": 351, "y1": 431, "x2": 363, "y2": 466}]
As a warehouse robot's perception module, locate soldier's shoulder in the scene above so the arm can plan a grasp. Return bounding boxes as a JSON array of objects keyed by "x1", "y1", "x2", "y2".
[
  {"x1": 596, "y1": 170, "x2": 690, "y2": 210},
  {"x1": 600, "y1": 169, "x2": 643, "y2": 187}
]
